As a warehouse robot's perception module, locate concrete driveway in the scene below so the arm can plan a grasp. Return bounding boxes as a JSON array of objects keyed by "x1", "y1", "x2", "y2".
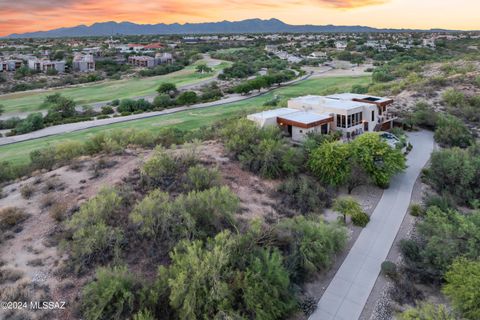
[{"x1": 310, "y1": 130, "x2": 434, "y2": 320}]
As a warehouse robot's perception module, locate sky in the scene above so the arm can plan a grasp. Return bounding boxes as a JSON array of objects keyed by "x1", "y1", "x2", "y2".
[{"x1": 0, "y1": 0, "x2": 479, "y2": 36}]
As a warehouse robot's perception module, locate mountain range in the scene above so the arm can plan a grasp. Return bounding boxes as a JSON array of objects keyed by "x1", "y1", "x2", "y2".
[{"x1": 6, "y1": 18, "x2": 457, "y2": 38}]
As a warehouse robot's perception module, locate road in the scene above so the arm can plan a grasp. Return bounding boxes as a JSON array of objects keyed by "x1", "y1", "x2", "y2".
[
  {"x1": 309, "y1": 130, "x2": 434, "y2": 320},
  {"x1": 0, "y1": 73, "x2": 312, "y2": 146}
]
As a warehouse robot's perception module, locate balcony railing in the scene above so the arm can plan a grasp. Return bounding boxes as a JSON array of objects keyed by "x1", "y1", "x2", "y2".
[{"x1": 378, "y1": 113, "x2": 397, "y2": 123}]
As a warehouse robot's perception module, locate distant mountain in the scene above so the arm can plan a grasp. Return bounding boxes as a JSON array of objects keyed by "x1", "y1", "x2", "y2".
[{"x1": 6, "y1": 18, "x2": 459, "y2": 38}]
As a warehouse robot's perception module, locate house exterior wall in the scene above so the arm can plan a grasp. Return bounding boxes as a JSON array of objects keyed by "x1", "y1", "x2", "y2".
[{"x1": 291, "y1": 123, "x2": 330, "y2": 142}]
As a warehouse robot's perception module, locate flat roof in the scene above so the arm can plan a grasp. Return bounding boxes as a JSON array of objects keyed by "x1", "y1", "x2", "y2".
[
  {"x1": 278, "y1": 111, "x2": 332, "y2": 125},
  {"x1": 290, "y1": 95, "x2": 371, "y2": 110},
  {"x1": 248, "y1": 108, "x2": 298, "y2": 119},
  {"x1": 326, "y1": 93, "x2": 392, "y2": 103}
]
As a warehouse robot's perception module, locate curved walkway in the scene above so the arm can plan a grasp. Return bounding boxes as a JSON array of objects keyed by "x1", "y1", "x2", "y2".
[
  {"x1": 310, "y1": 130, "x2": 434, "y2": 320},
  {"x1": 0, "y1": 73, "x2": 312, "y2": 146}
]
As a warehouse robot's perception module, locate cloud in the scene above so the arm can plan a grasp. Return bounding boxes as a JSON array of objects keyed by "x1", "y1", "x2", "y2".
[{"x1": 313, "y1": 0, "x2": 389, "y2": 8}]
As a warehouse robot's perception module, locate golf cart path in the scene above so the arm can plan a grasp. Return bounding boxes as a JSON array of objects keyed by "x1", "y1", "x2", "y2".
[
  {"x1": 310, "y1": 130, "x2": 434, "y2": 320},
  {"x1": 0, "y1": 73, "x2": 313, "y2": 146}
]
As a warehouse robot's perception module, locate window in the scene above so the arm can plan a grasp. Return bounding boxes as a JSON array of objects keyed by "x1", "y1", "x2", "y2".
[{"x1": 371, "y1": 110, "x2": 375, "y2": 122}]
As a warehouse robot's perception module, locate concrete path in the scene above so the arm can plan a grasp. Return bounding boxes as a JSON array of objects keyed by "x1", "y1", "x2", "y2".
[
  {"x1": 310, "y1": 130, "x2": 434, "y2": 320},
  {"x1": 0, "y1": 73, "x2": 312, "y2": 146}
]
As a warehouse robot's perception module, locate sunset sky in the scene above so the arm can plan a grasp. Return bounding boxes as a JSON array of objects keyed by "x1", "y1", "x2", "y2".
[{"x1": 1, "y1": 0, "x2": 479, "y2": 36}]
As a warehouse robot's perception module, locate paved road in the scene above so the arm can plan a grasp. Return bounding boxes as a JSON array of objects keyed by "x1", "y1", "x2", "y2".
[
  {"x1": 310, "y1": 130, "x2": 434, "y2": 320},
  {"x1": 0, "y1": 73, "x2": 312, "y2": 146}
]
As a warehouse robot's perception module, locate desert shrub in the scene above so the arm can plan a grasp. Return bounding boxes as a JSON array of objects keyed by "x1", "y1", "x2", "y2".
[
  {"x1": 0, "y1": 207, "x2": 28, "y2": 232},
  {"x1": 0, "y1": 268, "x2": 24, "y2": 284},
  {"x1": 55, "y1": 140, "x2": 85, "y2": 162},
  {"x1": 426, "y1": 147, "x2": 480, "y2": 206},
  {"x1": 101, "y1": 105, "x2": 114, "y2": 115},
  {"x1": 141, "y1": 147, "x2": 180, "y2": 189},
  {"x1": 332, "y1": 196, "x2": 366, "y2": 225},
  {"x1": 275, "y1": 216, "x2": 347, "y2": 282},
  {"x1": 82, "y1": 265, "x2": 139, "y2": 320},
  {"x1": 42, "y1": 177, "x2": 64, "y2": 193},
  {"x1": 399, "y1": 303, "x2": 454, "y2": 320},
  {"x1": 50, "y1": 201, "x2": 69, "y2": 222},
  {"x1": 241, "y1": 248, "x2": 296, "y2": 319},
  {"x1": 381, "y1": 261, "x2": 398, "y2": 280},
  {"x1": 176, "y1": 186, "x2": 239, "y2": 239},
  {"x1": 434, "y1": 115, "x2": 473, "y2": 148},
  {"x1": 183, "y1": 165, "x2": 221, "y2": 192},
  {"x1": 351, "y1": 211, "x2": 370, "y2": 227},
  {"x1": 409, "y1": 203, "x2": 425, "y2": 217},
  {"x1": 20, "y1": 183, "x2": 35, "y2": 199},
  {"x1": 30, "y1": 147, "x2": 56, "y2": 171},
  {"x1": 277, "y1": 175, "x2": 332, "y2": 214},
  {"x1": 176, "y1": 91, "x2": 197, "y2": 105},
  {"x1": 130, "y1": 189, "x2": 194, "y2": 250},
  {"x1": 411, "y1": 101, "x2": 438, "y2": 129},
  {"x1": 424, "y1": 194, "x2": 455, "y2": 211},
  {"x1": 133, "y1": 310, "x2": 156, "y2": 320},
  {"x1": 401, "y1": 207, "x2": 480, "y2": 284},
  {"x1": 153, "y1": 94, "x2": 176, "y2": 109},
  {"x1": 66, "y1": 189, "x2": 124, "y2": 269},
  {"x1": 443, "y1": 258, "x2": 480, "y2": 320}
]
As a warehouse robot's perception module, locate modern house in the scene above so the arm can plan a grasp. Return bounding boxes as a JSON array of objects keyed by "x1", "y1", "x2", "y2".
[
  {"x1": 27, "y1": 59, "x2": 65, "y2": 73},
  {"x1": 73, "y1": 53, "x2": 95, "y2": 72},
  {"x1": 0, "y1": 59, "x2": 22, "y2": 72},
  {"x1": 247, "y1": 93, "x2": 395, "y2": 142},
  {"x1": 128, "y1": 55, "x2": 155, "y2": 68}
]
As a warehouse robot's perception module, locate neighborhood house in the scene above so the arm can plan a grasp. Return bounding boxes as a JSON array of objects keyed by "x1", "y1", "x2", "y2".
[{"x1": 248, "y1": 93, "x2": 395, "y2": 142}]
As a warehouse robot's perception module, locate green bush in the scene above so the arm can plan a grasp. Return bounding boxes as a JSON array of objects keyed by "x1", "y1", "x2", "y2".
[
  {"x1": 443, "y1": 258, "x2": 480, "y2": 320},
  {"x1": 66, "y1": 189, "x2": 124, "y2": 268},
  {"x1": 130, "y1": 189, "x2": 193, "y2": 249},
  {"x1": 381, "y1": 261, "x2": 398, "y2": 279},
  {"x1": 183, "y1": 165, "x2": 221, "y2": 192},
  {"x1": 82, "y1": 265, "x2": 138, "y2": 320},
  {"x1": 276, "y1": 216, "x2": 347, "y2": 281},
  {"x1": 434, "y1": 115, "x2": 473, "y2": 148},
  {"x1": 333, "y1": 196, "x2": 365, "y2": 224},
  {"x1": 277, "y1": 175, "x2": 332, "y2": 214},
  {"x1": 176, "y1": 91, "x2": 198, "y2": 105},
  {"x1": 399, "y1": 303, "x2": 454, "y2": 320},
  {"x1": 54, "y1": 140, "x2": 85, "y2": 162},
  {"x1": 409, "y1": 203, "x2": 425, "y2": 217},
  {"x1": 351, "y1": 211, "x2": 370, "y2": 227},
  {"x1": 141, "y1": 147, "x2": 180, "y2": 189}
]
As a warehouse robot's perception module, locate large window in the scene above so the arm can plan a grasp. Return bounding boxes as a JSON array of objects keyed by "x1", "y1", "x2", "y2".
[{"x1": 336, "y1": 112, "x2": 363, "y2": 128}]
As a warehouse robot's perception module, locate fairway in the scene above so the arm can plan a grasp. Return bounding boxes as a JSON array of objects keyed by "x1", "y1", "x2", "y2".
[
  {"x1": 0, "y1": 61, "x2": 229, "y2": 115},
  {"x1": 0, "y1": 75, "x2": 370, "y2": 165}
]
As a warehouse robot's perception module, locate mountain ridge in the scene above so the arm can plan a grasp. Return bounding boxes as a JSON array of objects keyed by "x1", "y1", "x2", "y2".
[{"x1": 6, "y1": 18, "x2": 461, "y2": 38}]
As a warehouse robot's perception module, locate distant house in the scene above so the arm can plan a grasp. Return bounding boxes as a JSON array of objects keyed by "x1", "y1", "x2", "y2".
[
  {"x1": 247, "y1": 93, "x2": 395, "y2": 141},
  {"x1": 309, "y1": 51, "x2": 327, "y2": 59},
  {"x1": 0, "y1": 59, "x2": 22, "y2": 72},
  {"x1": 335, "y1": 41, "x2": 348, "y2": 51},
  {"x1": 128, "y1": 55, "x2": 155, "y2": 68},
  {"x1": 73, "y1": 53, "x2": 95, "y2": 72},
  {"x1": 28, "y1": 58, "x2": 65, "y2": 73},
  {"x1": 155, "y1": 52, "x2": 174, "y2": 64}
]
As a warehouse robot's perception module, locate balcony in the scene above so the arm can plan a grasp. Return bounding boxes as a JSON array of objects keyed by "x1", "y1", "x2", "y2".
[{"x1": 378, "y1": 113, "x2": 397, "y2": 123}]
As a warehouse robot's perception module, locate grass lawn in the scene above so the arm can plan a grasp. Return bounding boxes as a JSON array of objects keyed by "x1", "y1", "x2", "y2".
[
  {"x1": 0, "y1": 61, "x2": 230, "y2": 115},
  {"x1": 0, "y1": 75, "x2": 370, "y2": 165}
]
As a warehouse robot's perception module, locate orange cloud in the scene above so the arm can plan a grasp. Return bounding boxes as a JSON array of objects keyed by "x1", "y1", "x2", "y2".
[{"x1": 314, "y1": 0, "x2": 389, "y2": 8}]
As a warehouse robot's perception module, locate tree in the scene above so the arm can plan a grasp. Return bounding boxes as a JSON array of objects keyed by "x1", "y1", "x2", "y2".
[
  {"x1": 332, "y1": 196, "x2": 364, "y2": 223},
  {"x1": 14, "y1": 112, "x2": 44, "y2": 134},
  {"x1": 48, "y1": 96, "x2": 77, "y2": 118},
  {"x1": 434, "y1": 114, "x2": 473, "y2": 148},
  {"x1": 157, "y1": 82, "x2": 177, "y2": 95},
  {"x1": 153, "y1": 94, "x2": 175, "y2": 109},
  {"x1": 346, "y1": 161, "x2": 370, "y2": 194},
  {"x1": 308, "y1": 141, "x2": 351, "y2": 186},
  {"x1": 195, "y1": 63, "x2": 213, "y2": 73},
  {"x1": 399, "y1": 303, "x2": 454, "y2": 320},
  {"x1": 443, "y1": 258, "x2": 480, "y2": 320},
  {"x1": 176, "y1": 91, "x2": 198, "y2": 105},
  {"x1": 350, "y1": 133, "x2": 406, "y2": 188}
]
